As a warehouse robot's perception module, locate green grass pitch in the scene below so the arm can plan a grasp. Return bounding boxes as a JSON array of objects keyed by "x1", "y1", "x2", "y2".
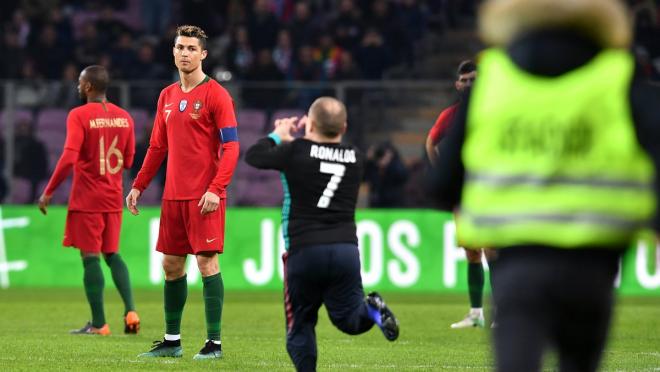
[{"x1": 0, "y1": 289, "x2": 658, "y2": 371}]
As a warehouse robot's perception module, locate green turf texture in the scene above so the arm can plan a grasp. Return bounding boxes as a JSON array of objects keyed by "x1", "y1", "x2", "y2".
[{"x1": 0, "y1": 289, "x2": 658, "y2": 371}]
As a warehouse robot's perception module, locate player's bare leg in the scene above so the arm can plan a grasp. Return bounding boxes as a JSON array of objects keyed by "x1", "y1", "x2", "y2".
[
  {"x1": 451, "y1": 248, "x2": 486, "y2": 329},
  {"x1": 193, "y1": 252, "x2": 224, "y2": 360},
  {"x1": 139, "y1": 255, "x2": 187, "y2": 358}
]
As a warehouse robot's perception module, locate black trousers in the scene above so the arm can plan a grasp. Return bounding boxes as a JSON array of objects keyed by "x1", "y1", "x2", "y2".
[
  {"x1": 491, "y1": 246, "x2": 624, "y2": 372},
  {"x1": 283, "y1": 243, "x2": 375, "y2": 372}
]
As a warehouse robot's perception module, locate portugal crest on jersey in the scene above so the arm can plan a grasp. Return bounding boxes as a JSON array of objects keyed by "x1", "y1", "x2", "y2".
[
  {"x1": 179, "y1": 99, "x2": 187, "y2": 112},
  {"x1": 190, "y1": 99, "x2": 203, "y2": 119}
]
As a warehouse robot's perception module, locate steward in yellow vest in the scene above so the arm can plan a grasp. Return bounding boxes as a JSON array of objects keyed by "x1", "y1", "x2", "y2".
[{"x1": 427, "y1": 0, "x2": 660, "y2": 371}]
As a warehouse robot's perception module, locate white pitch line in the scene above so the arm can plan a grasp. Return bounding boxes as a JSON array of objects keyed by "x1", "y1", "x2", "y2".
[
  {"x1": 0, "y1": 217, "x2": 29, "y2": 229},
  {"x1": 0, "y1": 207, "x2": 8, "y2": 288}
]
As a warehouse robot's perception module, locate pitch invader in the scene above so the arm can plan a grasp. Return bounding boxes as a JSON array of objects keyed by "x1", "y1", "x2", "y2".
[
  {"x1": 126, "y1": 25, "x2": 240, "y2": 360},
  {"x1": 38, "y1": 65, "x2": 140, "y2": 335},
  {"x1": 246, "y1": 97, "x2": 399, "y2": 371}
]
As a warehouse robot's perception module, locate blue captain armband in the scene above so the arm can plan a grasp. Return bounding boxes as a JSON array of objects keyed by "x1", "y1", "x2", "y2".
[{"x1": 219, "y1": 126, "x2": 239, "y2": 143}]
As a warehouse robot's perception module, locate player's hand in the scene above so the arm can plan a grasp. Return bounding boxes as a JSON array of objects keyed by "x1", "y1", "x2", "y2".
[
  {"x1": 126, "y1": 188, "x2": 141, "y2": 215},
  {"x1": 273, "y1": 116, "x2": 303, "y2": 142},
  {"x1": 37, "y1": 193, "x2": 52, "y2": 215},
  {"x1": 198, "y1": 191, "x2": 220, "y2": 215}
]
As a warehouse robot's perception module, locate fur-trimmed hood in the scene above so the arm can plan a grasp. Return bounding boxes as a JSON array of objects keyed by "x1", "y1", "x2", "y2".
[{"x1": 479, "y1": 0, "x2": 632, "y2": 49}]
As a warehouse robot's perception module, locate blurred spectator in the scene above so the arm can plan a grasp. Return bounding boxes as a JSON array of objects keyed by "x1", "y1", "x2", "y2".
[
  {"x1": 399, "y1": 0, "x2": 427, "y2": 66},
  {"x1": 75, "y1": 21, "x2": 102, "y2": 66},
  {"x1": 332, "y1": 0, "x2": 363, "y2": 51},
  {"x1": 288, "y1": 1, "x2": 317, "y2": 49},
  {"x1": 154, "y1": 25, "x2": 178, "y2": 66},
  {"x1": 248, "y1": 0, "x2": 280, "y2": 51},
  {"x1": 8, "y1": 9, "x2": 30, "y2": 48},
  {"x1": 293, "y1": 45, "x2": 323, "y2": 81},
  {"x1": 333, "y1": 51, "x2": 362, "y2": 80},
  {"x1": 129, "y1": 43, "x2": 168, "y2": 80},
  {"x1": 16, "y1": 59, "x2": 47, "y2": 107},
  {"x1": 355, "y1": 29, "x2": 391, "y2": 79},
  {"x1": 365, "y1": 0, "x2": 407, "y2": 65},
  {"x1": 95, "y1": 5, "x2": 127, "y2": 46},
  {"x1": 32, "y1": 24, "x2": 68, "y2": 79},
  {"x1": 47, "y1": 62, "x2": 80, "y2": 108},
  {"x1": 226, "y1": 25, "x2": 254, "y2": 79},
  {"x1": 272, "y1": 29, "x2": 294, "y2": 78},
  {"x1": 141, "y1": 0, "x2": 171, "y2": 36},
  {"x1": 400, "y1": 0, "x2": 426, "y2": 43},
  {"x1": 364, "y1": 141, "x2": 409, "y2": 208},
  {"x1": 0, "y1": 30, "x2": 27, "y2": 78},
  {"x1": 129, "y1": 43, "x2": 169, "y2": 108},
  {"x1": 13, "y1": 117, "x2": 48, "y2": 203},
  {"x1": 47, "y1": 7, "x2": 74, "y2": 50},
  {"x1": 293, "y1": 45, "x2": 324, "y2": 108},
  {"x1": 110, "y1": 31, "x2": 137, "y2": 79},
  {"x1": 314, "y1": 33, "x2": 343, "y2": 79},
  {"x1": 243, "y1": 49, "x2": 285, "y2": 109},
  {"x1": 245, "y1": 49, "x2": 285, "y2": 81}
]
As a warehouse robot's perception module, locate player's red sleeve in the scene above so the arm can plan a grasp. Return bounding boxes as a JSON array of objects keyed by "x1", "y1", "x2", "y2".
[
  {"x1": 43, "y1": 111, "x2": 84, "y2": 195},
  {"x1": 207, "y1": 85, "x2": 239, "y2": 197},
  {"x1": 124, "y1": 116, "x2": 136, "y2": 169},
  {"x1": 132, "y1": 98, "x2": 168, "y2": 192},
  {"x1": 428, "y1": 108, "x2": 453, "y2": 145},
  {"x1": 208, "y1": 141, "x2": 239, "y2": 197}
]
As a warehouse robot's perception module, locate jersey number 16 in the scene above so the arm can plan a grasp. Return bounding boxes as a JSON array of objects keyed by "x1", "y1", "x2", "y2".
[
  {"x1": 99, "y1": 135, "x2": 124, "y2": 175},
  {"x1": 317, "y1": 162, "x2": 346, "y2": 208}
]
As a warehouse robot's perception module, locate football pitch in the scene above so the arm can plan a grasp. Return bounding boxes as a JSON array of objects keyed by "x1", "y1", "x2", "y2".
[{"x1": 0, "y1": 289, "x2": 658, "y2": 371}]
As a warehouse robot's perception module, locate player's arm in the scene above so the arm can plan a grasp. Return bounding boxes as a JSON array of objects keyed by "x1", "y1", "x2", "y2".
[
  {"x1": 426, "y1": 109, "x2": 451, "y2": 166},
  {"x1": 38, "y1": 111, "x2": 84, "y2": 215},
  {"x1": 426, "y1": 95, "x2": 470, "y2": 212},
  {"x1": 245, "y1": 116, "x2": 301, "y2": 170},
  {"x1": 200, "y1": 86, "x2": 240, "y2": 215},
  {"x1": 127, "y1": 95, "x2": 168, "y2": 215}
]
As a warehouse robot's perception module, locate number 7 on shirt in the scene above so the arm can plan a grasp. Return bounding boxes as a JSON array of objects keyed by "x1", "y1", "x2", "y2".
[{"x1": 317, "y1": 162, "x2": 346, "y2": 208}]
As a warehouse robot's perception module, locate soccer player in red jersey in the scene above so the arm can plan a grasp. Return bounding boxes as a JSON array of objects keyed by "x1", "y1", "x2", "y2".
[
  {"x1": 425, "y1": 60, "x2": 476, "y2": 166},
  {"x1": 426, "y1": 61, "x2": 496, "y2": 329},
  {"x1": 38, "y1": 65, "x2": 140, "y2": 336},
  {"x1": 127, "y1": 25, "x2": 239, "y2": 360}
]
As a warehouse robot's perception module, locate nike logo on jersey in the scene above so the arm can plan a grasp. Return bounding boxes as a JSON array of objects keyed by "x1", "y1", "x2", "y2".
[
  {"x1": 206, "y1": 238, "x2": 218, "y2": 243},
  {"x1": 164, "y1": 103, "x2": 174, "y2": 107}
]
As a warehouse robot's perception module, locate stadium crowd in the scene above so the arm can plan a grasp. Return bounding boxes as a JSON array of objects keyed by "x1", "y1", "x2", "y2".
[
  {"x1": 0, "y1": 0, "x2": 659, "y2": 206},
  {"x1": 0, "y1": 0, "x2": 470, "y2": 83}
]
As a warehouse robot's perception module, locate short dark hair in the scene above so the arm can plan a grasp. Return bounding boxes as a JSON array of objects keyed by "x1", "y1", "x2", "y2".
[
  {"x1": 309, "y1": 97, "x2": 347, "y2": 138},
  {"x1": 82, "y1": 65, "x2": 109, "y2": 92},
  {"x1": 457, "y1": 60, "x2": 476, "y2": 77},
  {"x1": 175, "y1": 25, "x2": 208, "y2": 49}
]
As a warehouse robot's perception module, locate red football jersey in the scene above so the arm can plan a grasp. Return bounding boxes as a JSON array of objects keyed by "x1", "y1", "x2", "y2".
[
  {"x1": 133, "y1": 76, "x2": 239, "y2": 200},
  {"x1": 44, "y1": 102, "x2": 135, "y2": 212},
  {"x1": 428, "y1": 103, "x2": 459, "y2": 145}
]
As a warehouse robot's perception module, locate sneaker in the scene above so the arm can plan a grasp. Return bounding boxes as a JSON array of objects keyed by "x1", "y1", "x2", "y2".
[
  {"x1": 193, "y1": 340, "x2": 223, "y2": 360},
  {"x1": 70, "y1": 321, "x2": 110, "y2": 336},
  {"x1": 450, "y1": 313, "x2": 485, "y2": 329},
  {"x1": 124, "y1": 311, "x2": 140, "y2": 334},
  {"x1": 138, "y1": 339, "x2": 183, "y2": 358},
  {"x1": 366, "y1": 292, "x2": 399, "y2": 341}
]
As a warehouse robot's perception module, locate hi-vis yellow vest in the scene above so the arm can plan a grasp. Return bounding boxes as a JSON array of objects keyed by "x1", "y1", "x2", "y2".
[{"x1": 456, "y1": 48, "x2": 656, "y2": 248}]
